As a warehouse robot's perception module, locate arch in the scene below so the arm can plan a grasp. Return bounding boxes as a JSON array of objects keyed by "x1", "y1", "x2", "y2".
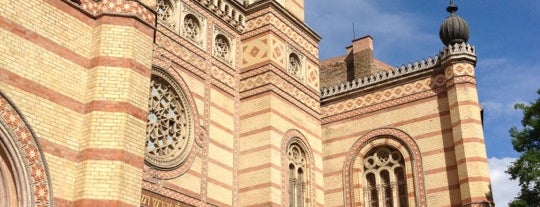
[
  {"x1": 142, "y1": 66, "x2": 205, "y2": 180},
  {"x1": 342, "y1": 127, "x2": 426, "y2": 207},
  {"x1": 281, "y1": 129, "x2": 316, "y2": 207},
  {"x1": 0, "y1": 91, "x2": 54, "y2": 206}
]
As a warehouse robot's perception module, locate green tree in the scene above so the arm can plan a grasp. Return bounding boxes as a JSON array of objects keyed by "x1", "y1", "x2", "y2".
[{"x1": 507, "y1": 89, "x2": 540, "y2": 207}]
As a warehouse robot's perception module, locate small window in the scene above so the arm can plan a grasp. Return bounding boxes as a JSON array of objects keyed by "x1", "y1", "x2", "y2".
[
  {"x1": 157, "y1": 0, "x2": 176, "y2": 29},
  {"x1": 214, "y1": 34, "x2": 231, "y2": 60},
  {"x1": 288, "y1": 53, "x2": 303, "y2": 81},
  {"x1": 183, "y1": 14, "x2": 201, "y2": 41}
]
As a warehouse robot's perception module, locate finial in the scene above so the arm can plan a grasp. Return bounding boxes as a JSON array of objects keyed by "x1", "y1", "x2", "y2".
[{"x1": 447, "y1": 0, "x2": 458, "y2": 14}]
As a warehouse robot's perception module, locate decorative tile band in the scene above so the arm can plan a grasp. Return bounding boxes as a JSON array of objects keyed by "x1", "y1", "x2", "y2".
[{"x1": 321, "y1": 43, "x2": 476, "y2": 98}]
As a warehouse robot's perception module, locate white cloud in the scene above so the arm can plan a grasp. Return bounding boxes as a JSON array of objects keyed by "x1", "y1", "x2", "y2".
[{"x1": 488, "y1": 157, "x2": 520, "y2": 206}]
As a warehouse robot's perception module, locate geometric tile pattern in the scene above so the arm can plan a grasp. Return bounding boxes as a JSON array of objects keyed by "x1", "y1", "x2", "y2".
[
  {"x1": 305, "y1": 61, "x2": 319, "y2": 89},
  {"x1": 240, "y1": 70, "x2": 320, "y2": 114},
  {"x1": 322, "y1": 74, "x2": 447, "y2": 118},
  {"x1": 211, "y1": 65, "x2": 235, "y2": 89},
  {"x1": 80, "y1": 0, "x2": 155, "y2": 25},
  {"x1": 245, "y1": 9, "x2": 319, "y2": 59},
  {"x1": 156, "y1": 32, "x2": 207, "y2": 70},
  {"x1": 0, "y1": 92, "x2": 53, "y2": 207}
]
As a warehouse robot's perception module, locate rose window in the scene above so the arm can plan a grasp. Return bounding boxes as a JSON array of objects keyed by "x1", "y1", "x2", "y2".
[
  {"x1": 183, "y1": 15, "x2": 200, "y2": 41},
  {"x1": 145, "y1": 71, "x2": 193, "y2": 169},
  {"x1": 157, "y1": 0, "x2": 176, "y2": 29},
  {"x1": 288, "y1": 53, "x2": 303, "y2": 81},
  {"x1": 214, "y1": 35, "x2": 230, "y2": 60}
]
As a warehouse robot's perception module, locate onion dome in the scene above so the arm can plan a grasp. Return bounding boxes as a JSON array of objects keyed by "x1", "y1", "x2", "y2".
[{"x1": 439, "y1": 0, "x2": 470, "y2": 46}]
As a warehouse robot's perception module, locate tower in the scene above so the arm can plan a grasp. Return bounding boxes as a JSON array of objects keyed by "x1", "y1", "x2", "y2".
[
  {"x1": 238, "y1": 0, "x2": 323, "y2": 206},
  {"x1": 440, "y1": 1, "x2": 493, "y2": 206}
]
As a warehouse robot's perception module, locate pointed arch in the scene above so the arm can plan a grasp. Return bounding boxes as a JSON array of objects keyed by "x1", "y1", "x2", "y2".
[
  {"x1": 342, "y1": 127, "x2": 426, "y2": 207},
  {"x1": 0, "y1": 91, "x2": 54, "y2": 207},
  {"x1": 281, "y1": 129, "x2": 316, "y2": 207}
]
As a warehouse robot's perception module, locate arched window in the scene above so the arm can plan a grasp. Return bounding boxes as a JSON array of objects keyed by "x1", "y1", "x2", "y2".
[
  {"x1": 287, "y1": 51, "x2": 304, "y2": 82},
  {"x1": 214, "y1": 34, "x2": 231, "y2": 60},
  {"x1": 183, "y1": 14, "x2": 201, "y2": 41},
  {"x1": 288, "y1": 143, "x2": 307, "y2": 207},
  {"x1": 363, "y1": 147, "x2": 408, "y2": 207},
  {"x1": 145, "y1": 69, "x2": 194, "y2": 170}
]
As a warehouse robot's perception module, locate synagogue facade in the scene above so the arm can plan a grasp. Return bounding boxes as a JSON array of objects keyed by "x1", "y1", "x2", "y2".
[{"x1": 0, "y1": 0, "x2": 493, "y2": 206}]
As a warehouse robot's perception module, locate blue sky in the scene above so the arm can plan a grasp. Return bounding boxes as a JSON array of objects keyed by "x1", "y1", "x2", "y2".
[{"x1": 304, "y1": 0, "x2": 540, "y2": 205}]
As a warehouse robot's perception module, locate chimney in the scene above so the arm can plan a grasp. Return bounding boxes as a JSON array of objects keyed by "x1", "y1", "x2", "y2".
[{"x1": 349, "y1": 36, "x2": 375, "y2": 79}]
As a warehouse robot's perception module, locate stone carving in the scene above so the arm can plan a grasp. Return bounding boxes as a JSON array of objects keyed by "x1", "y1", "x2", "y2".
[
  {"x1": 157, "y1": 0, "x2": 177, "y2": 29},
  {"x1": 145, "y1": 70, "x2": 194, "y2": 170},
  {"x1": 288, "y1": 53, "x2": 303, "y2": 82},
  {"x1": 194, "y1": 0, "x2": 245, "y2": 32},
  {"x1": 362, "y1": 147, "x2": 407, "y2": 207}
]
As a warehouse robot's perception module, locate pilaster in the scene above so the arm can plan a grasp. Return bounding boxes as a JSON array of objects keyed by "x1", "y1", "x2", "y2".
[{"x1": 74, "y1": 1, "x2": 155, "y2": 206}]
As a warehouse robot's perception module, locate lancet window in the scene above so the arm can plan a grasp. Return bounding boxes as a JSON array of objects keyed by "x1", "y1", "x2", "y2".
[
  {"x1": 288, "y1": 143, "x2": 307, "y2": 207},
  {"x1": 363, "y1": 147, "x2": 408, "y2": 207}
]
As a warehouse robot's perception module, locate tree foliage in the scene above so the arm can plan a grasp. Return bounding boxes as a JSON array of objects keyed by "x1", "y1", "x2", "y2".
[{"x1": 507, "y1": 89, "x2": 540, "y2": 207}]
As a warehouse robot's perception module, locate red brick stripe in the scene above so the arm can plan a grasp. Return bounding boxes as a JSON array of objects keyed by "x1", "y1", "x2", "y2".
[
  {"x1": 85, "y1": 100, "x2": 147, "y2": 121},
  {"x1": 454, "y1": 137, "x2": 485, "y2": 146},
  {"x1": 244, "y1": 201, "x2": 281, "y2": 207},
  {"x1": 426, "y1": 183, "x2": 460, "y2": 194},
  {"x1": 207, "y1": 176, "x2": 233, "y2": 191},
  {"x1": 79, "y1": 148, "x2": 144, "y2": 169},
  {"x1": 459, "y1": 176, "x2": 491, "y2": 184},
  {"x1": 239, "y1": 182, "x2": 281, "y2": 193},
  {"x1": 448, "y1": 100, "x2": 480, "y2": 110},
  {"x1": 73, "y1": 199, "x2": 136, "y2": 207},
  {"x1": 0, "y1": 67, "x2": 85, "y2": 113},
  {"x1": 208, "y1": 157, "x2": 234, "y2": 172},
  {"x1": 40, "y1": 138, "x2": 144, "y2": 169},
  {"x1": 0, "y1": 13, "x2": 152, "y2": 75},
  {"x1": 0, "y1": 68, "x2": 148, "y2": 121},
  {"x1": 90, "y1": 56, "x2": 151, "y2": 77},
  {"x1": 240, "y1": 126, "x2": 285, "y2": 138},
  {"x1": 0, "y1": 15, "x2": 90, "y2": 68},
  {"x1": 451, "y1": 118, "x2": 482, "y2": 128},
  {"x1": 457, "y1": 157, "x2": 488, "y2": 165},
  {"x1": 323, "y1": 109, "x2": 450, "y2": 145},
  {"x1": 239, "y1": 163, "x2": 281, "y2": 175},
  {"x1": 239, "y1": 144, "x2": 281, "y2": 156}
]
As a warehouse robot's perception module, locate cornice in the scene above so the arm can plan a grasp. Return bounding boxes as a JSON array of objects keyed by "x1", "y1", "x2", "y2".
[
  {"x1": 245, "y1": 0, "x2": 321, "y2": 42},
  {"x1": 321, "y1": 43, "x2": 476, "y2": 101}
]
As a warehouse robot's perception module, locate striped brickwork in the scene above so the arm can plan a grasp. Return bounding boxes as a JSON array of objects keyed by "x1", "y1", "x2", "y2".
[
  {"x1": 0, "y1": 0, "x2": 154, "y2": 206},
  {"x1": 444, "y1": 61, "x2": 491, "y2": 205},
  {"x1": 238, "y1": 1, "x2": 323, "y2": 206},
  {"x1": 141, "y1": 0, "x2": 243, "y2": 205},
  {"x1": 0, "y1": 0, "x2": 492, "y2": 207},
  {"x1": 321, "y1": 57, "x2": 491, "y2": 206}
]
